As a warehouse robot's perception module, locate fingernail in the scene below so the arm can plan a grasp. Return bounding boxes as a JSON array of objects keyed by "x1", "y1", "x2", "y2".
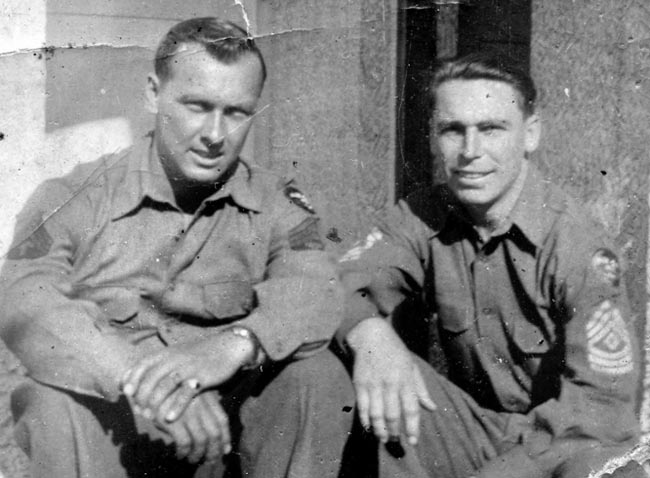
[
  {"x1": 408, "y1": 436, "x2": 418, "y2": 446},
  {"x1": 142, "y1": 408, "x2": 153, "y2": 420},
  {"x1": 123, "y1": 383, "x2": 134, "y2": 396},
  {"x1": 185, "y1": 378, "x2": 201, "y2": 390},
  {"x1": 224, "y1": 444, "x2": 232, "y2": 455},
  {"x1": 165, "y1": 411, "x2": 177, "y2": 422}
]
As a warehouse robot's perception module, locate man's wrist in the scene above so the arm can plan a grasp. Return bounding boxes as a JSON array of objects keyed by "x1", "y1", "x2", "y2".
[
  {"x1": 345, "y1": 316, "x2": 391, "y2": 353},
  {"x1": 226, "y1": 326, "x2": 266, "y2": 369}
]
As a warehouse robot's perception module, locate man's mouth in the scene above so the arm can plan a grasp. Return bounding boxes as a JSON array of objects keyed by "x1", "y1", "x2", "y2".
[
  {"x1": 191, "y1": 149, "x2": 224, "y2": 161},
  {"x1": 454, "y1": 170, "x2": 491, "y2": 180}
]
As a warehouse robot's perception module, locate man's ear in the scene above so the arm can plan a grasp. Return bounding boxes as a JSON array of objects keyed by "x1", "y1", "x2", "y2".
[
  {"x1": 524, "y1": 113, "x2": 541, "y2": 153},
  {"x1": 145, "y1": 73, "x2": 161, "y2": 114}
]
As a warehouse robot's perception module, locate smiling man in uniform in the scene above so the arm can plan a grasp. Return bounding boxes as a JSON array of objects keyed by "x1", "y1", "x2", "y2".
[
  {"x1": 0, "y1": 17, "x2": 354, "y2": 478},
  {"x1": 338, "y1": 52, "x2": 643, "y2": 477}
]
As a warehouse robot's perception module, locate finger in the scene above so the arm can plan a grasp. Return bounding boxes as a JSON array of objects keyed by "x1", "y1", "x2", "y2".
[
  {"x1": 133, "y1": 362, "x2": 179, "y2": 410},
  {"x1": 148, "y1": 373, "x2": 183, "y2": 416},
  {"x1": 122, "y1": 354, "x2": 161, "y2": 396},
  {"x1": 413, "y1": 367, "x2": 436, "y2": 411},
  {"x1": 159, "y1": 381, "x2": 199, "y2": 423},
  {"x1": 168, "y1": 421, "x2": 192, "y2": 461},
  {"x1": 202, "y1": 393, "x2": 231, "y2": 458},
  {"x1": 199, "y1": 402, "x2": 223, "y2": 463},
  {"x1": 368, "y1": 385, "x2": 388, "y2": 443},
  {"x1": 383, "y1": 383, "x2": 402, "y2": 439},
  {"x1": 354, "y1": 385, "x2": 371, "y2": 431},
  {"x1": 184, "y1": 405, "x2": 209, "y2": 464},
  {"x1": 400, "y1": 385, "x2": 421, "y2": 445}
]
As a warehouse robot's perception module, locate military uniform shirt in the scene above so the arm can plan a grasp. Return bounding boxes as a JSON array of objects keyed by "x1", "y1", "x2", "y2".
[
  {"x1": 340, "y1": 164, "x2": 640, "y2": 469},
  {"x1": 0, "y1": 137, "x2": 342, "y2": 401}
]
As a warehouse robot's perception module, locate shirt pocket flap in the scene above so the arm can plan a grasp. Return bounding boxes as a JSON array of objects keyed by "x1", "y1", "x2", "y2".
[
  {"x1": 436, "y1": 299, "x2": 473, "y2": 333},
  {"x1": 512, "y1": 319, "x2": 550, "y2": 355},
  {"x1": 203, "y1": 281, "x2": 255, "y2": 319}
]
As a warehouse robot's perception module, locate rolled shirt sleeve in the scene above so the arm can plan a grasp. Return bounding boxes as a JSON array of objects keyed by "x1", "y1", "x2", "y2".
[
  {"x1": 336, "y1": 200, "x2": 434, "y2": 348},
  {"x1": 236, "y1": 180, "x2": 344, "y2": 361}
]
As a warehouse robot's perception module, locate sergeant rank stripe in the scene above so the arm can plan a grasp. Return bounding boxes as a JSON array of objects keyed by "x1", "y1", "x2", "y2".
[{"x1": 586, "y1": 300, "x2": 633, "y2": 375}]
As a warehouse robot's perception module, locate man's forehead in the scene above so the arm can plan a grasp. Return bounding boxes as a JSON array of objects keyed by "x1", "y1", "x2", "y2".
[{"x1": 433, "y1": 79, "x2": 526, "y2": 118}]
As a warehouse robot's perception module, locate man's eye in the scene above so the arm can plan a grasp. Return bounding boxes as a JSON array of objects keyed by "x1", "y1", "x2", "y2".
[
  {"x1": 480, "y1": 125, "x2": 503, "y2": 134},
  {"x1": 225, "y1": 108, "x2": 252, "y2": 120},
  {"x1": 186, "y1": 102, "x2": 208, "y2": 112},
  {"x1": 439, "y1": 125, "x2": 462, "y2": 135}
]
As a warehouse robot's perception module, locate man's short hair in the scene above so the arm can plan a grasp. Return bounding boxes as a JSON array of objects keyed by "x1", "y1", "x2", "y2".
[
  {"x1": 155, "y1": 17, "x2": 267, "y2": 85},
  {"x1": 429, "y1": 52, "x2": 537, "y2": 116}
]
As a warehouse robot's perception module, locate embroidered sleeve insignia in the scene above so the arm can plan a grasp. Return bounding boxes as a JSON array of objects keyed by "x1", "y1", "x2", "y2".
[
  {"x1": 340, "y1": 227, "x2": 384, "y2": 262},
  {"x1": 586, "y1": 300, "x2": 634, "y2": 375},
  {"x1": 591, "y1": 248, "x2": 621, "y2": 287},
  {"x1": 285, "y1": 185, "x2": 315, "y2": 214},
  {"x1": 288, "y1": 216, "x2": 324, "y2": 251}
]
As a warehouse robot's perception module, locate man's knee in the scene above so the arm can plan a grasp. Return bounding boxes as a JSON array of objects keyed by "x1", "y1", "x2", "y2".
[
  {"x1": 11, "y1": 381, "x2": 72, "y2": 449},
  {"x1": 554, "y1": 442, "x2": 646, "y2": 478},
  {"x1": 274, "y1": 349, "x2": 353, "y2": 395},
  {"x1": 239, "y1": 349, "x2": 355, "y2": 431}
]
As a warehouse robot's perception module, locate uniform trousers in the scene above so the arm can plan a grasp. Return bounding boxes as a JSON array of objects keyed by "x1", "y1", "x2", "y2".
[
  {"x1": 11, "y1": 349, "x2": 355, "y2": 478},
  {"x1": 379, "y1": 355, "x2": 643, "y2": 478}
]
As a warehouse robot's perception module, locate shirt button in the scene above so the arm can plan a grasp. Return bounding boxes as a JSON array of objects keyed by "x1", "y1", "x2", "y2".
[{"x1": 482, "y1": 307, "x2": 493, "y2": 315}]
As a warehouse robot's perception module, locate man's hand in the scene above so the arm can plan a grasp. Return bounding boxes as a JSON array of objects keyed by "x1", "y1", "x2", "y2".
[
  {"x1": 346, "y1": 317, "x2": 436, "y2": 446},
  {"x1": 147, "y1": 391, "x2": 231, "y2": 463},
  {"x1": 122, "y1": 330, "x2": 256, "y2": 422}
]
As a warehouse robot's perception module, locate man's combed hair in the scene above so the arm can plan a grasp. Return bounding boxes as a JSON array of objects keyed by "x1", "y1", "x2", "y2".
[
  {"x1": 429, "y1": 52, "x2": 537, "y2": 116},
  {"x1": 155, "y1": 17, "x2": 267, "y2": 84}
]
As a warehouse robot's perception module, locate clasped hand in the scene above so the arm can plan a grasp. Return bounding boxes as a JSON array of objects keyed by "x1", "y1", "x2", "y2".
[{"x1": 120, "y1": 332, "x2": 255, "y2": 462}]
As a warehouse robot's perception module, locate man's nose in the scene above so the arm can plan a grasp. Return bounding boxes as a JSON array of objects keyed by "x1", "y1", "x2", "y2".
[
  {"x1": 462, "y1": 129, "x2": 480, "y2": 159},
  {"x1": 202, "y1": 111, "x2": 225, "y2": 147}
]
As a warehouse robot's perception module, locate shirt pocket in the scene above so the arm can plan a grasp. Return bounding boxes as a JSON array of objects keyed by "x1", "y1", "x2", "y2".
[{"x1": 203, "y1": 280, "x2": 256, "y2": 320}]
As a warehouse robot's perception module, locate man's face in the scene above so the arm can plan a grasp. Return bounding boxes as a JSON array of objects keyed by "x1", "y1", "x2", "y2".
[
  {"x1": 146, "y1": 44, "x2": 263, "y2": 187},
  {"x1": 432, "y1": 79, "x2": 540, "y2": 216}
]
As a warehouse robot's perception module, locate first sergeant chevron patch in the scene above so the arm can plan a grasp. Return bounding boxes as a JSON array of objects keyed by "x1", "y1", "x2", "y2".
[{"x1": 586, "y1": 300, "x2": 633, "y2": 375}]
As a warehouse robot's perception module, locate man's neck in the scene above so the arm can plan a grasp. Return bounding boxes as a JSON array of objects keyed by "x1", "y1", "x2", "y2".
[{"x1": 467, "y1": 161, "x2": 529, "y2": 242}]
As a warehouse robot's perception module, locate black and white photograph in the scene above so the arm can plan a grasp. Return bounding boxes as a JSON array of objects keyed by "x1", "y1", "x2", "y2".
[{"x1": 1, "y1": 1, "x2": 650, "y2": 477}]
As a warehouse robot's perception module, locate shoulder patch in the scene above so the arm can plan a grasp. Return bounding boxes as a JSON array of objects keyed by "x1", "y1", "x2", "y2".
[
  {"x1": 591, "y1": 248, "x2": 621, "y2": 287},
  {"x1": 7, "y1": 215, "x2": 53, "y2": 260},
  {"x1": 340, "y1": 227, "x2": 383, "y2": 262},
  {"x1": 288, "y1": 216, "x2": 324, "y2": 251},
  {"x1": 285, "y1": 185, "x2": 315, "y2": 214},
  {"x1": 586, "y1": 300, "x2": 634, "y2": 375}
]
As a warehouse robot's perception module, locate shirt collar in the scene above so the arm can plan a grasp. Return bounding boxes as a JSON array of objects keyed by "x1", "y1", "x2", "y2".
[
  {"x1": 506, "y1": 164, "x2": 559, "y2": 248},
  {"x1": 433, "y1": 163, "x2": 560, "y2": 248},
  {"x1": 203, "y1": 158, "x2": 263, "y2": 213},
  {"x1": 112, "y1": 134, "x2": 263, "y2": 219}
]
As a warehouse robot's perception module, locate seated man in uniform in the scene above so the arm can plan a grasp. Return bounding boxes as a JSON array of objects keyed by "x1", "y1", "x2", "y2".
[
  {"x1": 0, "y1": 17, "x2": 354, "y2": 478},
  {"x1": 338, "y1": 52, "x2": 643, "y2": 477}
]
